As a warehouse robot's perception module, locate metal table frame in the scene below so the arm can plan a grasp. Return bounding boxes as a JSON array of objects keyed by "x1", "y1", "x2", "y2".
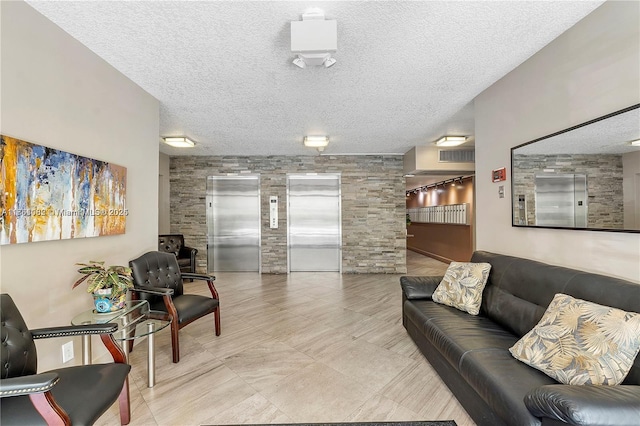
[{"x1": 71, "y1": 300, "x2": 172, "y2": 387}]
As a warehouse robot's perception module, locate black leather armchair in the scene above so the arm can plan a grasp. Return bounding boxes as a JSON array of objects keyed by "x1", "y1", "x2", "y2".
[
  {"x1": 129, "y1": 251, "x2": 220, "y2": 363},
  {"x1": 0, "y1": 294, "x2": 131, "y2": 426},
  {"x1": 158, "y1": 234, "x2": 197, "y2": 274}
]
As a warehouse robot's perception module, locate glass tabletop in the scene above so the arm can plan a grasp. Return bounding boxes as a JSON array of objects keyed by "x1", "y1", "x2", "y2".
[
  {"x1": 110, "y1": 311, "x2": 172, "y2": 341},
  {"x1": 72, "y1": 300, "x2": 172, "y2": 340},
  {"x1": 71, "y1": 300, "x2": 149, "y2": 325}
]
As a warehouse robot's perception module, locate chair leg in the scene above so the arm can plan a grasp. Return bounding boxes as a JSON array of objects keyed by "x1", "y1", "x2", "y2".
[
  {"x1": 29, "y1": 392, "x2": 70, "y2": 426},
  {"x1": 214, "y1": 307, "x2": 221, "y2": 336},
  {"x1": 171, "y1": 322, "x2": 180, "y2": 363},
  {"x1": 118, "y1": 377, "x2": 131, "y2": 425}
]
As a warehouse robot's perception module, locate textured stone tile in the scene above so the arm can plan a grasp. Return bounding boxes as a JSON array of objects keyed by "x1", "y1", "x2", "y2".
[{"x1": 170, "y1": 155, "x2": 407, "y2": 273}]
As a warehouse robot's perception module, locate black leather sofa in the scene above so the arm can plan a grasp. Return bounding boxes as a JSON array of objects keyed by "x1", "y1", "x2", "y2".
[{"x1": 401, "y1": 251, "x2": 640, "y2": 426}]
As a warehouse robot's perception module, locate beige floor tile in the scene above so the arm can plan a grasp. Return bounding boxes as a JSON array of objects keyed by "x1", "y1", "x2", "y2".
[
  {"x1": 149, "y1": 376, "x2": 257, "y2": 426},
  {"x1": 290, "y1": 327, "x2": 357, "y2": 360},
  {"x1": 222, "y1": 339, "x2": 315, "y2": 393},
  {"x1": 316, "y1": 338, "x2": 418, "y2": 393},
  {"x1": 381, "y1": 360, "x2": 452, "y2": 416},
  {"x1": 205, "y1": 393, "x2": 293, "y2": 425},
  {"x1": 258, "y1": 362, "x2": 373, "y2": 422},
  {"x1": 275, "y1": 319, "x2": 345, "y2": 350},
  {"x1": 333, "y1": 314, "x2": 389, "y2": 340},
  {"x1": 256, "y1": 311, "x2": 319, "y2": 338},
  {"x1": 202, "y1": 323, "x2": 275, "y2": 359},
  {"x1": 346, "y1": 393, "x2": 422, "y2": 422}
]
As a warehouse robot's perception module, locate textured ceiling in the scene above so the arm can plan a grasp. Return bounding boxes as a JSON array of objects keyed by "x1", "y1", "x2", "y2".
[{"x1": 26, "y1": 1, "x2": 604, "y2": 156}]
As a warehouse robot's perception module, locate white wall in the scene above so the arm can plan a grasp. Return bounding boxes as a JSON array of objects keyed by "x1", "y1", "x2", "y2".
[
  {"x1": 0, "y1": 1, "x2": 159, "y2": 370},
  {"x1": 475, "y1": 1, "x2": 640, "y2": 282}
]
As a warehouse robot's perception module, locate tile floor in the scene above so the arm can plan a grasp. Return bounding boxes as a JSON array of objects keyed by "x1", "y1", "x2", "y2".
[{"x1": 96, "y1": 251, "x2": 475, "y2": 426}]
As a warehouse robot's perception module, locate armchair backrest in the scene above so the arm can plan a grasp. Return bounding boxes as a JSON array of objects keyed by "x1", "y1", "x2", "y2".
[
  {"x1": 158, "y1": 234, "x2": 184, "y2": 256},
  {"x1": 1, "y1": 294, "x2": 37, "y2": 379},
  {"x1": 129, "y1": 251, "x2": 184, "y2": 301}
]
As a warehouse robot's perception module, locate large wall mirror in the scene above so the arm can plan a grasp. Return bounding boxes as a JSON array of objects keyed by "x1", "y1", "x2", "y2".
[{"x1": 511, "y1": 104, "x2": 640, "y2": 233}]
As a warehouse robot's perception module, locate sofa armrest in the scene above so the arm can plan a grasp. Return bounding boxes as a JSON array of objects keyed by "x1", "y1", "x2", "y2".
[
  {"x1": 400, "y1": 276, "x2": 443, "y2": 300},
  {"x1": 525, "y1": 385, "x2": 640, "y2": 426}
]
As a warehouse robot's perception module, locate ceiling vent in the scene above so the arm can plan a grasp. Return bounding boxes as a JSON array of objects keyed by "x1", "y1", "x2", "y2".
[
  {"x1": 291, "y1": 10, "x2": 337, "y2": 68},
  {"x1": 404, "y1": 146, "x2": 475, "y2": 176},
  {"x1": 439, "y1": 149, "x2": 475, "y2": 163}
]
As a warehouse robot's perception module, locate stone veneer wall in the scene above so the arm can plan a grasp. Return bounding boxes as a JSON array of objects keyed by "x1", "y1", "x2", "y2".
[
  {"x1": 512, "y1": 154, "x2": 623, "y2": 228},
  {"x1": 170, "y1": 155, "x2": 407, "y2": 274}
]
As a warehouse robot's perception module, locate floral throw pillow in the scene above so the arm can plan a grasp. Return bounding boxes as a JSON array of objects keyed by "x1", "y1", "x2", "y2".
[
  {"x1": 509, "y1": 293, "x2": 640, "y2": 385},
  {"x1": 431, "y1": 262, "x2": 491, "y2": 315}
]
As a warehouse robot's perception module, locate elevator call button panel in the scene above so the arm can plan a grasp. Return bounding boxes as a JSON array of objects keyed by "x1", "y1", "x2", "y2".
[{"x1": 270, "y1": 196, "x2": 278, "y2": 229}]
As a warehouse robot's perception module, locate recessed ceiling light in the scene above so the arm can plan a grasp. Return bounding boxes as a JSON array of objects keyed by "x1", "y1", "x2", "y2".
[
  {"x1": 630, "y1": 139, "x2": 640, "y2": 146},
  {"x1": 303, "y1": 136, "x2": 329, "y2": 148},
  {"x1": 163, "y1": 137, "x2": 195, "y2": 148},
  {"x1": 435, "y1": 136, "x2": 467, "y2": 147}
]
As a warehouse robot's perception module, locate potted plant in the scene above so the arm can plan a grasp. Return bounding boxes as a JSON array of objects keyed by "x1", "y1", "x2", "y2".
[{"x1": 72, "y1": 261, "x2": 133, "y2": 313}]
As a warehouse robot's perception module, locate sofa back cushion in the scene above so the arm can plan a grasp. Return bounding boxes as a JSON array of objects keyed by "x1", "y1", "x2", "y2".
[{"x1": 471, "y1": 251, "x2": 640, "y2": 385}]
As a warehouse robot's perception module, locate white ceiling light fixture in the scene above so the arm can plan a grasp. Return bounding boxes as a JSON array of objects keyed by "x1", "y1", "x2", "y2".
[
  {"x1": 304, "y1": 135, "x2": 329, "y2": 152},
  {"x1": 630, "y1": 139, "x2": 640, "y2": 146},
  {"x1": 435, "y1": 136, "x2": 467, "y2": 147},
  {"x1": 163, "y1": 137, "x2": 195, "y2": 148},
  {"x1": 291, "y1": 10, "x2": 337, "y2": 69}
]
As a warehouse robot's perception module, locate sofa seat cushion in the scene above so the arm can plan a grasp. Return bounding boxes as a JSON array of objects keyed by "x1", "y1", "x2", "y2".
[
  {"x1": 426, "y1": 315, "x2": 520, "y2": 370},
  {"x1": 459, "y1": 349, "x2": 558, "y2": 426},
  {"x1": 177, "y1": 258, "x2": 192, "y2": 268},
  {"x1": 150, "y1": 294, "x2": 219, "y2": 324},
  {"x1": 405, "y1": 300, "x2": 520, "y2": 371},
  {"x1": 403, "y1": 299, "x2": 447, "y2": 329}
]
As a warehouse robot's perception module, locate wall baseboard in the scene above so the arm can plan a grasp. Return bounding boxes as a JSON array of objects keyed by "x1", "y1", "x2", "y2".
[{"x1": 407, "y1": 247, "x2": 453, "y2": 264}]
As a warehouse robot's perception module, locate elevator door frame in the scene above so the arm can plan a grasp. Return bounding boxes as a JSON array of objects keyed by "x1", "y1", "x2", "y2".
[
  {"x1": 206, "y1": 175, "x2": 262, "y2": 273},
  {"x1": 286, "y1": 173, "x2": 342, "y2": 273}
]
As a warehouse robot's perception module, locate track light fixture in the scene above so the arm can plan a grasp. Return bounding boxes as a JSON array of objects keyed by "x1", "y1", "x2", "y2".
[{"x1": 405, "y1": 176, "x2": 470, "y2": 197}]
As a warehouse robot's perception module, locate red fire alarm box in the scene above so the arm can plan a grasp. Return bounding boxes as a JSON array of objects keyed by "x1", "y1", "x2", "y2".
[{"x1": 492, "y1": 167, "x2": 506, "y2": 182}]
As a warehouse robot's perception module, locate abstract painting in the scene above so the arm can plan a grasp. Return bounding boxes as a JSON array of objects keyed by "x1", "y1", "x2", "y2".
[{"x1": 0, "y1": 135, "x2": 127, "y2": 244}]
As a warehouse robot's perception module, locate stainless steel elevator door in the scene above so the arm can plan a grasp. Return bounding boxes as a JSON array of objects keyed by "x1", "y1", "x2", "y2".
[
  {"x1": 207, "y1": 176, "x2": 260, "y2": 272},
  {"x1": 287, "y1": 174, "x2": 341, "y2": 272},
  {"x1": 534, "y1": 174, "x2": 587, "y2": 227}
]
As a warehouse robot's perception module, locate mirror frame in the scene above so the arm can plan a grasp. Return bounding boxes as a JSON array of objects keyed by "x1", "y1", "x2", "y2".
[{"x1": 510, "y1": 103, "x2": 640, "y2": 233}]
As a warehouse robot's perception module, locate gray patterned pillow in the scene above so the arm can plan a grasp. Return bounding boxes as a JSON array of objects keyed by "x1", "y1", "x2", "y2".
[
  {"x1": 431, "y1": 262, "x2": 491, "y2": 315},
  {"x1": 510, "y1": 293, "x2": 640, "y2": 385}
]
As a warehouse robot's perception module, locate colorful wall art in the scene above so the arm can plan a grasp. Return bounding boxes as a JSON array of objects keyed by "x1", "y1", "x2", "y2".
[{"x1": 0, "y1": 135, "x2": 127, "y2": 244}]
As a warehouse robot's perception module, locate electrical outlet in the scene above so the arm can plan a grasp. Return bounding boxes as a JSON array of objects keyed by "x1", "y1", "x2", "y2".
[{"x1": 62, "y1": 341, "x2": 74, "y2": 363}]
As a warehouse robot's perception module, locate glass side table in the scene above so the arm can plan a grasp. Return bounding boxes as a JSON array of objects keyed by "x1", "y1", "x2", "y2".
[{"x1": 71, "y1": 300, "x2": 172, "y2": 387}]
